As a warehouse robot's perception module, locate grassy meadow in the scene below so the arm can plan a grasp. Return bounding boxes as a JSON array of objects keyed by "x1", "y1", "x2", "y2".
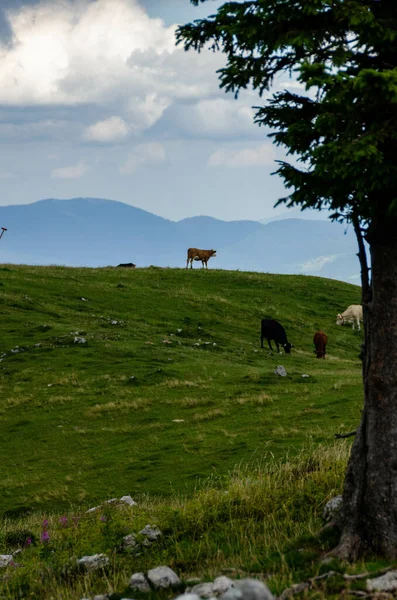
[{"x1": 0, "y1": 265, "x2": 367, "y2": 599}]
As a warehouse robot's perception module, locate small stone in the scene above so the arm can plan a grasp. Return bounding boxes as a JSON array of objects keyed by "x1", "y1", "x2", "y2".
[
  {"x1": 47, "y1": 384, "x2": 53, "y2": 387},
  {"x1": 193, "y1": 343, "x2": 200, "y2": 346},
  {"x1": 111, "y1": 320, "x2": 118, "y2": 325},
  {"x1": 76, "y1": 554, "x2": 109, "y2": 572},
  {"x1": 122, "y1": 534, "x2": 137, "y2": 550},
  {"x1": 191, "y1": 582, "x2": 214, "y2": 598},
  {"x1": 0, "y1": 555, "x2": 13, "y2": 568},
  {"x1": 86, "y1": 505, "x2": 101, "y2": 514},
  {"x1": 177, "y1": 329, "x2": 183, "y2": 333},
  {"x1": 220, "y1": 579, "x2": 274, "y2": 600},
  {"x1": 213, "y1": 577, "x2": 234, "y2": 596},
  {"x1": 274, "y1": 365, "x2": 287, "y2": 377},
  {"x1": 162, "y1": 340, "x2": 172, "y2": 344},
  {"x1": 80, "y1": 297, "x2": 88, "y2": 302},
  {"x1": 129, "y1": 572, "x2": 151, "y2": 592},
  {"x1": 302, "y1": 374, "x2": 310, "y2": 378},
  {"x1": 175, "y1": 595, "x2": 201, "y2": 600},
  {"x1": 34, "y1": 343, "x2": 42, "y2": 347},
  {"x1": 213, "y1": 342, "x2": 217, "y2": 346},
  {"x1": 139, "y1": 524, "x2": 162, "y2": 541},
  {"x1": 93, "y1": 595, "x2": 108, "y2": 600},
  {"x1": 367, "y1": 570, "x2": 397, "y2": 593},
  {"x1": 104, "y1": 498, "x2": 118, "y2": 504},
  {"x1": 11, "y1": 348, "x2": 20, "y2": 354},
  {"x1": 147, "y1": 566, "x2": 181, "y2": 589},
  {"x1": 120, "y1": 495, "x2": 137, "y2": 506},
  {"x1": 142, "y1": 538, "x2": 152, "y2": 547},
  {"x1": 322, "y1": 495, "x2": 343, "y2": 522},
  {"x1": 74, "y1": 336, "x2": 87, "y2": 344},
  {"x1": 172, "y1": 419, "x2": 185, "y2": 423}
]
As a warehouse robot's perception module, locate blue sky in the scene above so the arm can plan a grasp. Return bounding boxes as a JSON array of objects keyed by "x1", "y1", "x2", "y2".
[{"x1": 0, "y1": 0, "x2": 310, "y2": 222}]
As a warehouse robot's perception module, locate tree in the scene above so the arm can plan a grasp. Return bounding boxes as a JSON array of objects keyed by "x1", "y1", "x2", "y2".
[{"x1": 177, "y1": 0, "x2": 397, "y2": 560}]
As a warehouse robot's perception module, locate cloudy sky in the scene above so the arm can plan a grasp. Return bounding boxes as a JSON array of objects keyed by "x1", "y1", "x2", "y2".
[{"x1": 0, "y1": 0, "x2": 306, "y2": 222}]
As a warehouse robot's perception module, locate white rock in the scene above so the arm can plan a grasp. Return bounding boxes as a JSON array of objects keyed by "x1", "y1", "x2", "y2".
[
  {"x1": 213, "y1": 576, "x2": 234, "y2": 595},
  {"x1": 120, "y1": 495, "x2": 137, "y2": 506},
  {"x1": 191, "y1": 582, "x2": 214, "y2": 598},
  {"x1": 74, "y1": 336, "x2": 87, "y2": 344},
  {"x1": 367, "y1": 570, "x2": 397, "y2": 592},
  {"x1": 80, "y1": 297, "x2": 88, "y2": 302},
  {"x1": 86, "y1": 505, "x2": 101, "y2": 514},
  {"x1": 193, "y1": 343, "x2": 200, "y2": 346},
  {"x1": 122, "y1": 534, "x2": 137, "y2": 549},
  {"x1": 93, "y1": 595, "x2": 108, "y2": 600},
  {"x1": 177, "y1": 329, "x2": 183, "y2": 333},
  {"x1": 76, "y1": 554, "x2": 109, "y2": 572},
  {"x1": 274, "y1": 365, "x2": 287, "y2": 377},
  {"x1": 104, "y1": 498, "x2": 118, "y2": 505},
  {"x1": 302, "y1": 374, "x2": 310, "y2": 378},
  {"x1": 220, "y1": 579, "x2": 274, "y2": 600},
  {"x1": 175, "y1": 595, "x2": 201, "y2": 600},
  {"x1": 147, "y1": 566, "x2": 181, "y2": 589},
  {"x1": 173, "y1": 419, "x2": 185, "y2": 423},
  {"x1": 139, "y1": 524, "x2": 162, "y2": 541},
  {"x1": 162, "y1": 339, "x2": 172, "y2": 344},
  {"x1": 129, "y1": 572, "x2": 151, "y2": 592},
  {"x1": 322, "y1": 495, "x2": 343, "y2": 522},
  {"x1": 213, "y1": 342, "x2": 217, "y2": 346},
  {"x1": 0, "y1": 555, "x2": 13, "y2": 568},
  {"x1": 111, "y1": 320, "x2": 118, "y2": 325}
]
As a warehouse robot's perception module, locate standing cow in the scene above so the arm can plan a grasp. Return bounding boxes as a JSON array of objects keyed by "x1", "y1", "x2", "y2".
[
  {"x1": 186, "y1": 248, "x2": 217, "y2": 269},
  {"x1": 336, "y1": 304, "x2": 363, "y2": 331},
  {"x1": 313, "y1": 331, "x2": 328, "y2": 359},
  {"x1": 261, "y1": 319, "x2": 293, "y2": 354}
]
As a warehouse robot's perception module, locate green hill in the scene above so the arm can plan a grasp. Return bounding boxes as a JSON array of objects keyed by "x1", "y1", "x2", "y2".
[{"x1": 0, "y1": 265, "x2": 362, "y2": 517}]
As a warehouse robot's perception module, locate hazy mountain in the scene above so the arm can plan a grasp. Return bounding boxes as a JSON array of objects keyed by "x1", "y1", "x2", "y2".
[{"x1": 0, "y1": 197, "x2": 361, "y2": 283}]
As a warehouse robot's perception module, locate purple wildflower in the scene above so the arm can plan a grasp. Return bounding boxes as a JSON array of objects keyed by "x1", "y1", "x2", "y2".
[
  {"x1": 100, "y1": 515, "x2": 107, "y2": 522},
  {"x1": 25, "y1": 537, "x2": 32, "y2": 547},
  {"x1": 42, "y1": 519, "x2": 49, "y2": 528},
  {"x1": 41, "y1": 531, "x2": 50, "y2": 544},
  {"x1": 59, "y1": 516, "x2": 68, "y2": 526}
]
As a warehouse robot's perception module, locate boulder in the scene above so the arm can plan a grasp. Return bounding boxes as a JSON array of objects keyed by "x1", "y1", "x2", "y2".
[
  {"x1": 120, "y1": 495, "x2": 137, "y2": 506},
  {"x1": 191, "y1": 583, "x2": 214, "y2": 598},
  {"x1": 367, "y1": 570, "x2": 397, "y2": 593},
  {"x1": 129, "y1": 572, "x2": 151, "y2": 592},
  {"x1": 147, "y1": 566, "x2": 181, "y2": 589},
  {"x1": 138, "y1": 524, "x2": 162, "y2": 541},
  {"x1": 122, "y1": 534, "x2": 138, "y2": 550},
  {"x1": 322, "y1": 495, "x2": 343, "y2": 522},
  {"x1": 274, "y1": 365, "x2": 287, "y2": 377},
  {"x1": 213, "y1": 577, "x2": 234, "y2": 596},
  {"x1": 0, "y1": 555, "x2": 13, "y2": 568},
  {"x1": 220, "y1": 579, "x2": 274, "y2": 600},
  {"x1": 76, "y1": 554, "x2": 109, "y2": 572},
  {"x1": 175, "y1": 595, "x2": 201, "y2": 600}
]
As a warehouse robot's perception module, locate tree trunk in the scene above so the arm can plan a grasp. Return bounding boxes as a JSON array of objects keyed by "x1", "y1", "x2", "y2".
[{"x1": 335, "y1": 217, "x2": 397, "y2": 560}]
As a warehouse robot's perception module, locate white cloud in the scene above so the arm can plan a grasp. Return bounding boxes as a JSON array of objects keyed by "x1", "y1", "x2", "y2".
[
  {"x1": 51, "y1": 160, "x2": 89, "y2": 179},
  {"x1": 208, "y1": 144, "x2": 275, "y2": 168},
  {"x1": 120, "y1": 143, "x2": 166, "y2": 174},
  {"x1": 83, "y1": 116, "x2": 129, "y2": 142},
  {"x1": 299, "y1": 254, "x2": 342, "y2": 273}
]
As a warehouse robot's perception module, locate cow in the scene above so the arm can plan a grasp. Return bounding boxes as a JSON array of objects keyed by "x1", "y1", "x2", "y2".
[
  {"x1": 186, "y1": 248, "x2": 217, "y2": 269},
  {"x1": 117, "y1": 263, "x2": 136, "y2": 268},
  {"x1": 313, "y1": 331, "x2": 328, "y2": 359},
  {"x1": 336, "y1": 304, "x2": 363, "y2": 331},
  {"x1": 261, "y1": 319, "x2": 293, "y2": 354}
]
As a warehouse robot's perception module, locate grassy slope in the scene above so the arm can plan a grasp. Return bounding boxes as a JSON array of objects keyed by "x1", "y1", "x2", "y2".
[{"x1": 0, "y1": 266, "x2": 362, "y2": 517}]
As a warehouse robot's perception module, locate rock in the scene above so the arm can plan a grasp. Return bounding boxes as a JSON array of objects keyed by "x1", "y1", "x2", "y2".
[
  {"x1": 322, "y1": 495, "x2": 343, "y2": 522},
  {"x1": 74, "y1": 336, "x2": 87, "y2": 344},
  {"x1": 122, "y1": 534, "x2": 138, "y2": 550},
  {"x1": 120, "y1": 495, "x2": 137, "y2": 506},
  {"x1": 93, "y1": 596, "x2": 108, "y2": 600},
  {"x1": 367, "y1": 570, "x2": 397, "y2": 593},
  {"x1": 111, "y1": 320, "x2": 118, "y2": 325},
  {"x1": 177, "y1": 329, "x2": 183, "y2": 333},
  {"x1": 0, "y1": 555, "x2": 13, "y2": 568},
  {"x1": 302, "y1": 374, "x2": 310, "y2": 378},
  {"x1": 76, "y1": 554, "x2": 109, "y2": 572},
  {"x1": 220, "y1": 579, "x2": 274, "y2": 600},
  {"x1": 193, "y1": 343, "x2": 200, "y2": 346},
  {"x1": 80, "y1": 297, "x2": 88, "y2": 302},
  {"x1": 104, "y1": 498, "x2": 118, "y2": 505},
  {"x1": 139, "y1": 524, "x2": 162, "y2": 541},
  {"x1": 86, "y1": 505, "x2": 101, "y2": 514},
  {"x1": 274, "y1": 365, "x2": 287, "y2": 377},
  {"x1": 147, "y1": 566, "x2": 181, "y2": 589},
  {"x1": 142, "y1": 538, "x2": 152, "y2": 547},
  {"x1": 162, "y1": 340, "x2": 172, "y2": 344},
  {"x1": 172, "y1": 419, "x2": 185, "y2": 423},
  {"x1": 213, "y1": 577, "x2": 234, "y2": 596},
  {"x1": 175, "y1": 595, "x2": 201, "y2": 600},
  {"x1": 129, "y1": 572, "x2": 151, "y2": 592},
  {"x1": 191, "y1": 582, "x2": 214, "y2": 598}
]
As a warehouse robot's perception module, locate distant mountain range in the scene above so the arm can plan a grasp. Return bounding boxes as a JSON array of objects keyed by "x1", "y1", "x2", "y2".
[{"x1": 0, "y1": 197, "x2": 361, "y2": 283}]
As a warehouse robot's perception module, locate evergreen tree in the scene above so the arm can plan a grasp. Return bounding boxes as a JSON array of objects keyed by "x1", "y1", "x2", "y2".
[{"x1": 177, "y1": 0, "x2": 397, "y2": 560}]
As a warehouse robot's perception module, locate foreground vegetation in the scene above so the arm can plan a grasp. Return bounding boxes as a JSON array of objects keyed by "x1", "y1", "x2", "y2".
[{"x1": 0, "y1": 265, "x2": 366, "y2": 597}]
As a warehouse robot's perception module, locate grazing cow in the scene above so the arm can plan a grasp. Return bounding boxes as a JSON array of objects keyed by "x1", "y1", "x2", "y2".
[
  {"x1": 336, "y1": 304, "x2": 363, "y2": 331},
  {"x1": 117, "y1": 263, "x2": 136, "y2": 268},
  {"x1": 313, "y1": 331, "x2": 328, "y2": 359},
  {"x1": 186, "y1": 248, "x2": 217, "y2": 269},
  {"x1": 261, "y1": 319, "x2": 293, "y2": 354}
]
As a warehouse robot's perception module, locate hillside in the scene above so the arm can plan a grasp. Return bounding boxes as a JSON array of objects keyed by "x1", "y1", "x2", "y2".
[
  {"x1": 0, "y1": 198, "x2": 360, "y2": 281},
  {"x1": 0, "y1": 265, "x2": 363, "y2": 517}
]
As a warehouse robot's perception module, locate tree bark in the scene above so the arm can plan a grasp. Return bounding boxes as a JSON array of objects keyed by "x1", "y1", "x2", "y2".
[{"x1": 334, "y1": 216, "x2": 397, "y2": 560}]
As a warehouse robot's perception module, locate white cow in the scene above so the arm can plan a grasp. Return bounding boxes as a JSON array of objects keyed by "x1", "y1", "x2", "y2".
[{"x1": 336, "y1": 304, "x2": 363, "y2": 331}]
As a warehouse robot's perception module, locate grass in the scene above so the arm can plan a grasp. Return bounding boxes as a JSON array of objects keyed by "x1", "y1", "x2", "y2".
[{"x1": 0, "y1": 265, "x2": 368, "y2": 598}]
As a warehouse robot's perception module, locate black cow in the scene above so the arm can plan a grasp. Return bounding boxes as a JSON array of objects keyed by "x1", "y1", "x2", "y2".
[
  {"x1": 117, "y1": 263, "x2": 136, "y2": 268},
  {"x1": 261, "y1": 319, "x2": 293, "y2": 354}
]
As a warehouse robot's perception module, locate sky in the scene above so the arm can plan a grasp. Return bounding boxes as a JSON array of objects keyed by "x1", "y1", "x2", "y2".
[{"x1": 0, "y1": 0, "x2": 314, "y2": 222}]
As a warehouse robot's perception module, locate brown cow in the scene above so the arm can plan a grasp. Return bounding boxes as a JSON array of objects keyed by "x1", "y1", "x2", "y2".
[
  {"x1": 313, "y1": 331, "x2": 328, "y2": 359},
  {"x1": 186, "y1": 248, "x2": 217, "y2": 269}
]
